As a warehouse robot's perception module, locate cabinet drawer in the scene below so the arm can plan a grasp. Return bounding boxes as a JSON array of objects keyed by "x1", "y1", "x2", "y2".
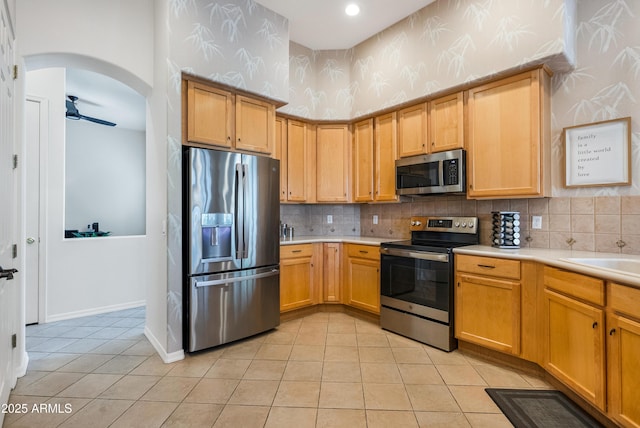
[
  {"x1": 544, "y1": 266, "x2": 604, "y2": 306},
  {"x1": 280, "y1": 244, "x2": 313, "y2": 259},
  {"x1": 347, "y1": 244, "x2": 379, "y2": 260},
  {"x1": 608, "y1": 282, "x2": 640, "y2": 319},
  {"x1": 456, "y1": 255, "x2": 520, "y2": 280}
]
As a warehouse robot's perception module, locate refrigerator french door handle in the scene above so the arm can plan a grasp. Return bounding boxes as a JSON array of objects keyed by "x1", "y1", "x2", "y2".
[
  {"x1": 194, "y1": 268, "x2": 280, "y2": 288},
  {"x1": 241, "y1": 163, "x2": 249, "y2": 259},
  {"x1": 234, "y1": 163, "x2": 244, "y2": 259}
]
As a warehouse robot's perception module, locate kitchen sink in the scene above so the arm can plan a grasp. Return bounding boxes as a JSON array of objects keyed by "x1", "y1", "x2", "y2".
[{"x1": 561, "y1": 257, "x2": 640, "y2": 275}]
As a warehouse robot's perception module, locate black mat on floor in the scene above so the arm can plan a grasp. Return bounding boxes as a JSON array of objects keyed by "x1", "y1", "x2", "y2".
[{"x1": 485, "y1": 389, "x2": 604, "y2": 428}]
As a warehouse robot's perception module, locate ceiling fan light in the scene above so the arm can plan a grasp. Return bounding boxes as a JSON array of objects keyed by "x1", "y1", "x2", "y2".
[{"x1": 345, "y1": 3, "x2": 360, "y2": 16}]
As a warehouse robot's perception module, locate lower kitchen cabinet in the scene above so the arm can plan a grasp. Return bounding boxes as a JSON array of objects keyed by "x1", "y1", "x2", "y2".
[
  {"x1": 543, "y1": 267, "x2": 606, "y2": 411},
  {"x1": 280, "y1": 244, "x2": 321, "y2": 312},
  {"x1": 607, "y1": 282, "x2": 640, "y2": 428},
  {"x1": 344, "y1": 244, "x2": 380, "y2": 314},
  {"x1": 323, "y1": 243, "x2": 342, "y2": 303},
  {"x1": 455, "y1": 255, "x2": 522, "y2": 355}
]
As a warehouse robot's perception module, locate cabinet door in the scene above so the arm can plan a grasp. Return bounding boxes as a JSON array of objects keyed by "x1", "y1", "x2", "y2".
[
  {"x1": 429, "y1": 92, "x2": 464, "y2": 152},
  {"x1": 467, "y1": 69, "x2": 549, "y2": 198},
  {"x1": 316, "y1": 124, "x2": 350, "y2": 202},
  {"x1": 187, "y1": 81, "x2": 233, "y2": 148},
  {"x1": 543, "y1": 289, "x2": 605, "y2": 410},
  {"x1": 275, "y1": 116, "x2": 287, "y2": 201},
  {"x1": 345, "y1": 256, "x2": 380, "y2": 314},
  {"x1": 607, "y1": 313, "x2": 640, "y2": 428},
  {"x1": 455, "y1": 273, "x2": 521, "y2": 354},
  {"x1": 280, "y1": 245, "x2": 316, "y2": 312},
  {"x1": 374, "y1": 112, "x2": 398, "y2": 202},
  {"x1": 323, "y1": 243, "x2": 341, "y2": 303},
  {"x1": 398, "y1": 103, "x2": 427, "y2": 157},
  {"x1": 286, "y1": 120, "x2": 307, "y2": 202},
  {"x1": 353, "y1": 119, "x2": 374, "y2": 202},
  {"x1": 235, "y1": 95, "x2": 274, "y2": 154}
]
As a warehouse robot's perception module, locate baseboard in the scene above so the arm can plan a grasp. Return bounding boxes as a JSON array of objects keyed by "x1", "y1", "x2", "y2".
[
  {"x1": 14, "y1": 351, "x2": 29, "y2": 382},
  {"x1": 144, "y1": 326, "x2": 184, "y2": 363},
  {"x1": 45, "y1": 300, "x2": 146, "y2": 323}
]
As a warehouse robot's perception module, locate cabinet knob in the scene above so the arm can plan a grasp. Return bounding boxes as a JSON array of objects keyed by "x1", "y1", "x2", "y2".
[
  {"x1": 609, "y1": 328, "x2": 616, "y2": 336},
  {"x1": 237, "y1": 137, "x2": 241, "y2": 142},
  {"x1": 431, "y1": 142, "x2": 435, "y2": 146},
  {"x1": 592, "y1": 321, "x2": 598, "y2": 329}
]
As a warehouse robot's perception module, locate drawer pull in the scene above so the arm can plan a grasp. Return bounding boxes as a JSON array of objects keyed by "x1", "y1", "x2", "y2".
[
  {"x1": 291, "y1": 250, "x2": 302, "y2": 253},
  {"x1": 477, "y1": 264, "x2": 496, "y2": 269},
  {"x1": 592, "y1": 321, "x2": 598, "y2": 329},
  {"x1": 609, "y1": 328, "x2": 616, "y2": 336},
  {"x1": 359, "y1": 250, "x2": 369, "y2": 254}
]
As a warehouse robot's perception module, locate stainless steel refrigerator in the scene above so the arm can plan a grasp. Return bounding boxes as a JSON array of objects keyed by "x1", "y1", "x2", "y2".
[{"x1": 183, "y1": 147, "x2": 280, "y2": 352}]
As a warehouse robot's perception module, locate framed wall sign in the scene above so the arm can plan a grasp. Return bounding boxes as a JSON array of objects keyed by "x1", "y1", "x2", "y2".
[{"x1": 563, "y1": 117, "x2": 631, "y2": 188}]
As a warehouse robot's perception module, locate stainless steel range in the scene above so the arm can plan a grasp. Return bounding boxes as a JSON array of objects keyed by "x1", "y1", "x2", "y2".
[{"x1": 379, "y1": 216, "x2": 479, "y2": 351}]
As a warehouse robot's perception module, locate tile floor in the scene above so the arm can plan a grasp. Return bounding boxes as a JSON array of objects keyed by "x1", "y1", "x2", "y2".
[{"x1": 4, "y1": 308, "x2": 552, "y2": 427}]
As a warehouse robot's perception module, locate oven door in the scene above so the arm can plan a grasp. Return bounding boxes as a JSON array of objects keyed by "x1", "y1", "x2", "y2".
[{"x1": 380, "y1": 247, "x2": 453, "y2": 323}]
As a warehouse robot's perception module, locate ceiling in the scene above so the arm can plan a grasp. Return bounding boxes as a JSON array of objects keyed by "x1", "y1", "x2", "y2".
[
  {"x1": 255, "y1": 0, "x2": 435, "y2": 50},
  {"x1": 65, "y1": 68, "x2": 146, "y2": 132}
]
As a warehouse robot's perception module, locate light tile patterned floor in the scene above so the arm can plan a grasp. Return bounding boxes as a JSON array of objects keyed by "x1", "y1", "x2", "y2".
[{"x1": 5, "y1": 308, "x2": 552, "y2": 427}]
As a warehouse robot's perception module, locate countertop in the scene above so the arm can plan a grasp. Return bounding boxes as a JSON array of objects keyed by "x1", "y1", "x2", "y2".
[
  {"x1": 454, "y1": 245, "x2": 640, "y2": 288},
  {"x1": 280, "y1": 235, "x2": 398, "y2": 246}
]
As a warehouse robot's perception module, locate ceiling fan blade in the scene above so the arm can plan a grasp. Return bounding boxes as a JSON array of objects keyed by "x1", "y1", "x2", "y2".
[{"x1": 79, "y1": 114, "x2": 117, "y2": 127}]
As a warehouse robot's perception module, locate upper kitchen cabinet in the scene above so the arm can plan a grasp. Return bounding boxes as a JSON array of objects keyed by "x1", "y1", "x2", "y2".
[
  {"x1": 235, "y1": 95, "x2": 275, "y2": 154},
  {"x1": 466, "y1": 67, "x2": 551, "y2": 199},
  {"x1": 285, "y1": 119, "x2": 311, "y2": 202},
  {"x1": 429, "y1": 92, "x2": 464, "y2": 153},
  {"x1": 398, "y1": 103, "x2": 428, "y2": 158},
  {"x1": 275, "y1": 116, "x2": 287, "y2": 202},
  {"x1": 186, "y1": 80, "x2": 233, "y2": 148},
  {"x1": 353, "y1": 119, "x2": 374, "y2": 202},
  {"x1": 184, "y1": 77, "x2": 277, "y2": 156},
  {"x1": 353, "y1": 113, "x2": 398, "y2": 203},
  {"x1": 316, "y1": 124, "x2": 351, "y2": 202}
]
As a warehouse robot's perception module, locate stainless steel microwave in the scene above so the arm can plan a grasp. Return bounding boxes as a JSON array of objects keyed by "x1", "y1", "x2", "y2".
[{"x1": 395, "y1": 149, "x2": 466, "y2": 196}]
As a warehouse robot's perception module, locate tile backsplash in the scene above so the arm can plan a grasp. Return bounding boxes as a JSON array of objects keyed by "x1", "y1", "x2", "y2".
[{"x1": 282, "y1": 196, "x2": 640, "y2": 254}]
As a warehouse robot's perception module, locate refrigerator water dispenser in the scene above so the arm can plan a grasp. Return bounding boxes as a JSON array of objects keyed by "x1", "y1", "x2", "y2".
[{"x1": 201, "y1": 213, "x2": 233, "y2": 262}]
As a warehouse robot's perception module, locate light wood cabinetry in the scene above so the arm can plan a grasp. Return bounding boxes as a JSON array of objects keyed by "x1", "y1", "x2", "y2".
[
  {"x1": 275, "y1": 116, "x2": 287, "y2": 201},
  {"x1": 186, "y1": 81, "x2": 233, "y2": 148},
  {"x1": 280, "y1": 244, "x2": 321, "y2": 312},
  {"x1": 455, "y1": 255, "x2": 521, "y2": 355},
  {"x1": 316, "y1": 124, "x2": 350, "y2": 202},
  {"x1": 543, "y1": 266, "x2": 606, "y2": 411},
  {"x1": 185, "y1": 79, "x2": 276, "y2": 155},
  {"x1": 353, "y1": 119, "x2": 374, "y2": 202},
  {"x1": 353, "y1": 114, "x2": 398, "y2": 203},
  {"x1": 235, "y1": 95, "x2": 274, "y2": 154},
  {"x1": 607, "y1": 283, "x2": 640, "y2": 428},
  {"x1": 323, "y1": 243, "x2": 341, "y2": 303},
  {"x1": 466, "y1": 67, "x2": 551, "y2": 199},
  {"x1": 398, "y1": 103, "x2": 428, "y2": 158},
  {"x1": 344, "y1": 244, "x2": 380, "y2": 314},
  {"x1": 429, "y1": 92, "x2": 464, "y2": 152},
  {"x1": 284, "y1": 119, "x2": 316, "y2": 203}
]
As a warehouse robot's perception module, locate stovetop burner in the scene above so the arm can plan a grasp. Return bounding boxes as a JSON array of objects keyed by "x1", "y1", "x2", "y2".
[{"x1": 382, "y1": 216, "x2": 479, "y2": 250}]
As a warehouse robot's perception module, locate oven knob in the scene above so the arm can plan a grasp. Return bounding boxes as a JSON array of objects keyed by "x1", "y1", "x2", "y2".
[
  {"x1": 455, "y1": 222, "x2": 460, "y2": 227},
  {"x1": 461, "y1": 222, "x2": 467, "y2": 228},
  {"x1": 411, "y1": 220, "x2": 422, "y2": 227},
  {"x1": 468, "y1": 221, "x2": 475, "y2": 229}
]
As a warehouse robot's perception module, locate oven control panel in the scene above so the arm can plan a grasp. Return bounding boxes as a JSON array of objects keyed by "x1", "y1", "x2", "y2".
[{"x1": 410, "y1": 216, "x2": 477, "y2": 234}]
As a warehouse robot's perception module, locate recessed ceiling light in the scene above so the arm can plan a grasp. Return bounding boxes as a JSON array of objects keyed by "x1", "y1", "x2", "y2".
[{"x1": 345, "y1": 3, "x2": 360, "y2": 16}]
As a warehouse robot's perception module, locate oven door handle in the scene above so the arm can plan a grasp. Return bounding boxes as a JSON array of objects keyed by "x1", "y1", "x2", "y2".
[{"x1": 380, "y1": 247, "x2": 449, "y2": 262}]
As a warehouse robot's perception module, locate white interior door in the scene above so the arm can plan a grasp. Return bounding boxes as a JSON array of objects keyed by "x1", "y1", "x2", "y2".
[
  {"x1": 0, "y1": 0, "x2": 17, "y2": 420},
  {"x1": 25, "y1": 98, "x2": 44, "y2": 325}
]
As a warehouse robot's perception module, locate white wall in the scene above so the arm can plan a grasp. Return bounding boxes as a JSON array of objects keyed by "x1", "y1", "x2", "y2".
[
  {"x1": 65, "y1": 120, "x2": 145, "y2": 236},
  {"x1": 17, "y1": 0, "x2": 167, "y2": 357}
]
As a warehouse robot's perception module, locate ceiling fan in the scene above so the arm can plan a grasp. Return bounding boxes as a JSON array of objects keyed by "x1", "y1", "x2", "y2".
[{"x1": 65, "y1": 95, "x2": 116, "y2": 127}]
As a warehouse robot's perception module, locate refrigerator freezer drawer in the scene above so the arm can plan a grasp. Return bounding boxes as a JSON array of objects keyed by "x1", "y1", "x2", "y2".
[{"x1": 188, "y1": 267, "x2": 280, "y2": 352}]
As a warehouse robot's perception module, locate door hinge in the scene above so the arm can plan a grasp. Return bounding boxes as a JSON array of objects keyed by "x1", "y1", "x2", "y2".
[
  {"x1": 12, "y1": 65, "x2": 17, "y2": 80},
  {"x1": 13, "y1": 154, "x2": 18, "y2": 169},
  {"x1": 11, "y1": 334, "x2": 16, "y2": 348},
  {"x1": 12, "y1": 244, "x2": 17, "y2": 258}
]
